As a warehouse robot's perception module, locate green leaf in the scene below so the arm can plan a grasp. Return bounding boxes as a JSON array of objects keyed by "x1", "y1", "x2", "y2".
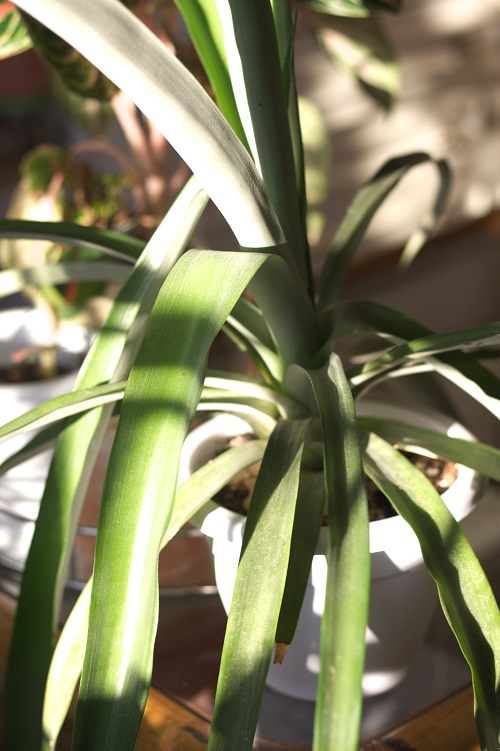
[
  {"x1": 0, "y1": 218, "x2": 145, "y2": 262},
  {"x1": 197, "y1": 398, "x2": 277, "y2": 436},
  {"x1": 318, "y1": 298, "x2": 430, "y2": 343},
  {"x1": 204, "y1": 371, "x2": 303, "y2": 418},
  {"x1": 315, "y1": 300, "x2": 500, "y2": 426},
  {"x1": 209, "y1": 418, "x2": 309, "y2": 751},
  {"x1": 4, "y1": 177, "x2": 208, "y2": 751},
  {"x1": 215, "y1": 0, "x2": 311, "y2": 287},
  {"x1": 349, "y1": 323, "x2": 500, "y2": 421},
  {"x1": 303, "y1": 353, "x2": 370, "y2": 751},
  {"x1": 271, "y1": 1, "x2": 309, "y2": 243},
  {"x1": 275, "y1": 469, "x2": 325, "y2": 645},
  {"x1": 0, "y1": 262, "x2": 131, "y2": 298},
  {"x1": 224, "y1": 297, "x2": 285, "y2": 384},
  {"x1": 358, "y1": 417, "x2": 500, "y2": 483},
  {"x1": 0, "y1": 422, "x2": 61, "y2": 475},
  {"x1": 361, "y1": 432, "x2": 500, "y2": 751},
  {"x1": 351, "y1": 322, "x2": 500, "y2": 380},
  {"x1": 429, "y1": 351, "x2": 500, "y2": 422},
  {"x1": 230, "y1": 297, "x2": 276, "y2": 353},
  {"x1": 72, "y1": 249, "x2": 272, "y2": 749},
  {"x1": 0, "y1": 1, "x2": 32, "y2": 58},
  {"x1": 43, "y1": 582, "x2": 92, "y2": 747},
  {"x1": 316, "y1": 153, "x2": 451, "y2": 310},
  {"x1": 173, "y1": 0, "x2": 248, "y2": 145},
  {"x1": 0, "y1": 381, "x2": 125, "y2": 444},
  {"x1": 42, "y1": 436, "x2": 266, "y2": 747},
  {"x1": 13, "y1": 0, "x2": 319, "y2": 364}
]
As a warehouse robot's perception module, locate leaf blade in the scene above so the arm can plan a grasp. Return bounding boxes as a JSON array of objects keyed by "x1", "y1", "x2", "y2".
[
  {"x1": 361, "y1": 432, "x2": 500, "y2": 751},
  {"x1": 208, "y1": 418, "x2": 309, "y2": 751},
  {"x1": 303, "y1": 353, "x2": 370, "y2": 751},
  {"x1": 72, "y1": 249, "x2": 271, "y2": 748}
]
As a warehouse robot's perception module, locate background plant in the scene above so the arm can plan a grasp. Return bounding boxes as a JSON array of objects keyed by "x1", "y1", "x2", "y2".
[{"x1": 0, "y1": 2, "x2": 499, "y2": 751}]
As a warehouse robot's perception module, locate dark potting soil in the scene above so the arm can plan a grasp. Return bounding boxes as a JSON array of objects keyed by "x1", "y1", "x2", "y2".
[
  {"x1": 213, "y1": 434, "x2": 458, "y2": 523},
  {"x1": 0, "y1": 347, "x2": 85, "y2": 383}
]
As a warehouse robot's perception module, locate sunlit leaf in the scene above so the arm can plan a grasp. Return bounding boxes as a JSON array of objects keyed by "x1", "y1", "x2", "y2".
[
  {"x1": 43, "y1": 436, "x2": 266, "y2": 747},
  {"x1": 362, "y1": 432, "x2": 500, "y2": 751}
]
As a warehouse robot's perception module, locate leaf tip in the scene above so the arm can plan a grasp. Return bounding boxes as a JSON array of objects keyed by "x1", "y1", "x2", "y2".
[{"x1": 274, "y1": 642, "x2": 290, "y2": 665}]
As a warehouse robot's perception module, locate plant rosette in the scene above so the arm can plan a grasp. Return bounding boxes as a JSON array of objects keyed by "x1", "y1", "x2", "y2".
[
  {"x1": 180, "y1": 405, "x2": 485, "y2": 702},
  {"x1": 0, "y1": 306, "x2": 91, "y2": 596}
]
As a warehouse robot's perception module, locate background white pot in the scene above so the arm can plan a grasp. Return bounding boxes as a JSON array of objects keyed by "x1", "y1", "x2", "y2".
[
  {"x1": 0, "y1": 306, "x2": 91, "y2": 596},
  {"x1": 181, "y1": 404, "x2": 484, "y2": 701}
]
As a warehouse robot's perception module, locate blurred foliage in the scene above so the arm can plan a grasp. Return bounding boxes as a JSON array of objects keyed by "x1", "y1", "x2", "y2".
[
  {"x1": 0, "y1": 143, "x2": 133, "y2": 318},
  {"x1": 314, "y1": 14, "x2": 400, "y2": 109},
  {"x1": 297, "y1": 0, "x2": 401, "y2": 18},
  {"x1": 0, "y1": 1, "x2": 31, "y2": 58}
]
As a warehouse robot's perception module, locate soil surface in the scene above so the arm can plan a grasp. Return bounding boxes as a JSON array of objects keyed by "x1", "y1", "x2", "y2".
[
  {"x1": 213, "y1": 434, "x2": 458, "y2": 522},
  {"x1": 0, "y1": 346, "x2": 85, "y2": 383}
]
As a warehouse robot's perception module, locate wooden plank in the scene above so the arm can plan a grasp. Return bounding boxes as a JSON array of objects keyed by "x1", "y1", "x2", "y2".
[{"x1": 361, "y1": 685, "x2": 479, "y2": 751}]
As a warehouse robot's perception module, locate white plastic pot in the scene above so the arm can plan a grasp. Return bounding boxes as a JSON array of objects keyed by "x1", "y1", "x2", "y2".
[
  {"x1": 180, "y1": 403, "x2": 484, "y2": 701},
  {"x1": 0, "y1": 307, "x2": 91, "y2": 596}
]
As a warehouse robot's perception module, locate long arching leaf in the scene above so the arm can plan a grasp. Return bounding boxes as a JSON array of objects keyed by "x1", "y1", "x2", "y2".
[
  {"x1": 71, "y1": 249, "x2": 286, "y2": 749},
  {"x1": 42, "y1": 436, "x2": 266, "y2": 747},
  {"x1": 316, "y1": 153, "x2": 450, "y2": 310},
  {"x1": 215, "y1": 0, "x2": 309, "y2": 286},
  {"x1": 0, "y1": 218, "x2": 145, "y2": 262},
  {"x1": 358, "y1": 417, "x2": 500, "y2": 483},
  {"x1": 0, "y1": 262, "x2": 131, "y2": 298},
  {"x1": 361, "y1": 431, "x2": 500, "y2": 751},
  {"x1": 4, "y1": 177, "x2": 208, "y2": 751}
]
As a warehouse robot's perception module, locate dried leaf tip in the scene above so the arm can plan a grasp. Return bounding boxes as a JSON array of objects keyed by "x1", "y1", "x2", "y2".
[{"x1": 274, "y1": 642, "x2": 289, "y2": 665}]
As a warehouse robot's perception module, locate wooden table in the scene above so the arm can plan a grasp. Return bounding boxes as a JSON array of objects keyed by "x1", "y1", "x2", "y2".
[
  {"x1": 134, "y1": 682, "x2": 479, "y2": 751},
  {"x1": 0, "y1": 590, "x2": 479, "y2": 750}
]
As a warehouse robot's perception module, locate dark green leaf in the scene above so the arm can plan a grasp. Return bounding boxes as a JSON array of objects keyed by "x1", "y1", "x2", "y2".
[
  {"x1": 209, "y1": 418, "x2": 309, "y2": 751},
  {"x1": 316, "y1": 154, "x2": 451, "y2": 310},
  {"x1": 275, "y1": 469, "x2": 325, "y2": 645},
  {"x1": 304, "y1": 353, "x2": 370, "y2": 751},
  {"x1": 362, "y1": 432, "x2": 500, "y2": 751},
  {"x1": 173, "y1": 0, "x2": 248, "y2": 145}
]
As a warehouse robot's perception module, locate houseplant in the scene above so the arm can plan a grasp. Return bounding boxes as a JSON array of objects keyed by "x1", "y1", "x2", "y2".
[{"x1": 0, "y1": 2, "x2": 500, "y2": 751}]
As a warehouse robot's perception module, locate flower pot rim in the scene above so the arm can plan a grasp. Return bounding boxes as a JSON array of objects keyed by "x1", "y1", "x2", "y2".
[{"x1": 181, "y1": 403, "x2": 484, "y2": 568}]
